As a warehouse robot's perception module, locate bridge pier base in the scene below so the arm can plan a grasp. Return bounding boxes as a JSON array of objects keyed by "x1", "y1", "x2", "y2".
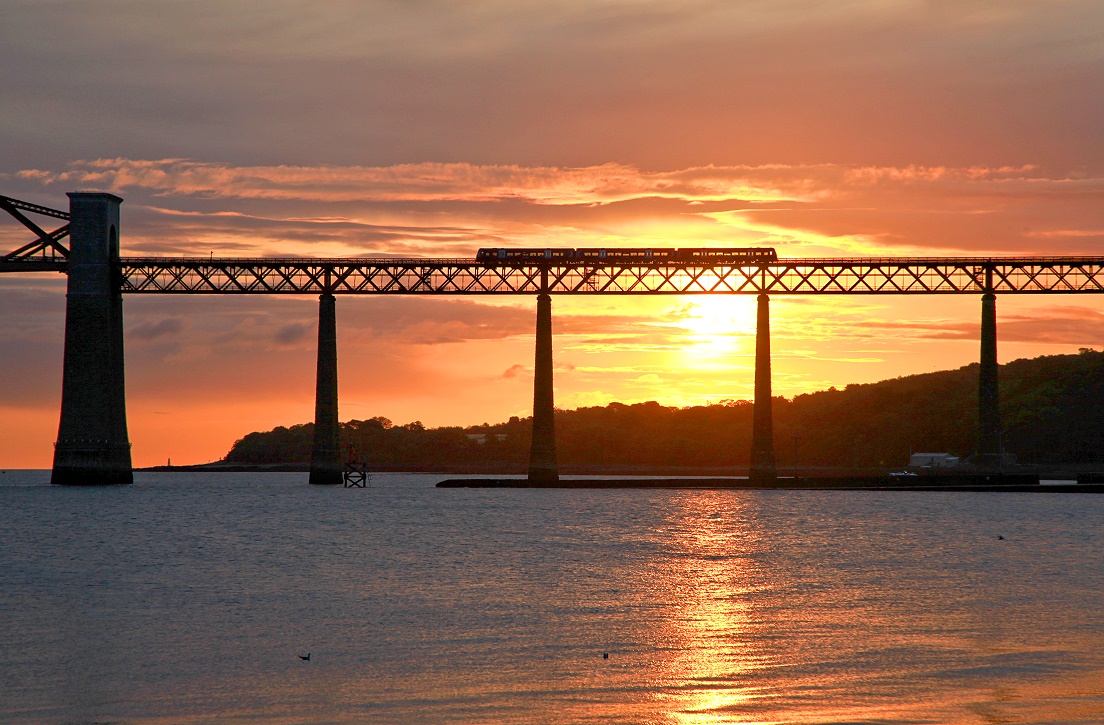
[
  {"x1": 52, "y1": 193, "x2": 132, "y2": 485},
  {"x1": 976, "y1": 291, "x2": 1001, "y2": 467},
  {"x1": 749, "y1": 293, "x2": 776, "y2": 482},
  {"x1": 309, "y1": 293, "x2": 342, "y2": 485},
  {"x1": 528, "y1": 292, "x2": 559, "y2": 483}
]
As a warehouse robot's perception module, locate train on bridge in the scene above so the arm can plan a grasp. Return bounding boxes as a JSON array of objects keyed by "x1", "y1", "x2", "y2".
[
  {"x1": 4, "y1": 191, "x2": 1090, "y2": 486},
  {"x1": 475, "y1": 247, "x2": 779, "y2": 263}
]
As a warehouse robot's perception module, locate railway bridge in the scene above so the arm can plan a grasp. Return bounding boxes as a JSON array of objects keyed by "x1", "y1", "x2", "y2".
[{"x1": 5, "y1": 192, "x2": 1104, "y2": 484}]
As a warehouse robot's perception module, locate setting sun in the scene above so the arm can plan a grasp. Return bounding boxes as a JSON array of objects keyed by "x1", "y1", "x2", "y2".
[{"x1": 679, "y1": 295, "x2": 757, "y2": 361}]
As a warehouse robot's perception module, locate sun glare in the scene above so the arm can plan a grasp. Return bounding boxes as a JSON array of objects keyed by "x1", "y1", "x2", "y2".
[{"x1": 679, "y1": 296, "x2": 757, "y2": 362}]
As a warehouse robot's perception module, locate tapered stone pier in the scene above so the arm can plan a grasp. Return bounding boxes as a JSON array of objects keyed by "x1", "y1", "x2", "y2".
[
  {"x1": 52, "y1": 193, "x2": 133, "y2": 485},
  {"x1": 977, "y1": 287, "x2": 1001, "y2": 466},
  {"x1": 528, "y1": 290, "x2": 559, "y2": 483},
  {"x1": 749, "y1": 293, "x2": 776, "y2": 482},
  {"x1": 309, "y1": 292, "x2": 342, "y2": 484}
]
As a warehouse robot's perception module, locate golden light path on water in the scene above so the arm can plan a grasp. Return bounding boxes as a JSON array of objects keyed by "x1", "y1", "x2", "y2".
[
  {"x1": 608, "y1": 489, "x2": 1104, "y2": 725},
  {"x1": 653, "y1": 492, "x2": 768, "y2": 724}
]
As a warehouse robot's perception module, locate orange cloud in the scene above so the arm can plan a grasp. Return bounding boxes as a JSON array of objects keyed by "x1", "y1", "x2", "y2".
[
  {"x1": 16, "y1": 159, "x2": 809, "y2": 204},
  {"x1": 12, "y1": 159, "x2": 1104, "y2": 261}
]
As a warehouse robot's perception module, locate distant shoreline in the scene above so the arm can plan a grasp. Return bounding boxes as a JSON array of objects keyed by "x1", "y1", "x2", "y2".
[
  {"x1": 437, "y1": 476, "x2": 1104, "y2": 492},
  {"x1": 137, "y1": 461, "x2": 1101, "y2": 480}
]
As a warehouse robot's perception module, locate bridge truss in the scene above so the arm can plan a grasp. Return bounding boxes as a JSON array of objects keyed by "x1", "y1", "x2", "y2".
[
  {"x1": 115, "y1": 256, "x2": 1104, "y2": 295},
  {"x1": 0, "y1": 194, "x2": 70, "y2": 271},
  {"x1": 3, "y1": 195, "x2": 1104, "y2": 295}
]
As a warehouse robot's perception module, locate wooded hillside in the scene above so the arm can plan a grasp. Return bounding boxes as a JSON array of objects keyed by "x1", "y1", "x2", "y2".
[{"x1": 224, "y1": 350, "x2": 1104, "y2": 468}]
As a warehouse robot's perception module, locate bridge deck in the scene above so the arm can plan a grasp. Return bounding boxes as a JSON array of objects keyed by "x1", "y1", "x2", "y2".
[
  {"x1": 120, "y1": 256, "x2": 1104, "y2": 294},
  {"x1": 5, "y1": 255, "x2": 1104, "y2": 294}
]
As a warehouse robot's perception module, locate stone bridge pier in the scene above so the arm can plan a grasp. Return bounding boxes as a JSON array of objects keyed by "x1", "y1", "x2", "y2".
[
  {"x1": 309, "y1": 292, "x2": 342, "y2": 484},
  {"x1": 52, "y1": 193, "x2": 132, "y2": 485},
  {"x1": 749, "y1": 293, "x2": 776, "y2": 482},
  {"x1": 528, "y1": 288, "x2": 559, "y2": 483}
]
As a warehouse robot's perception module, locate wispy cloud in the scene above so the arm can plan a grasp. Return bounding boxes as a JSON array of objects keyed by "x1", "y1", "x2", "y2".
[
  {"x1": 16, "y1": 158, "x2": 809, "y2": 204},
  {"x1": 11, "y1": 159, "x2": 1104, "y2": 259}
]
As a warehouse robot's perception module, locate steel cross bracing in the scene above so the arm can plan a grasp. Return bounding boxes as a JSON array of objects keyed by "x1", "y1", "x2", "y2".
[
  {"x1": 117, "y1": 256, "x2": 1104, "y2": 295},
  {"x1": 0, "y1": 195, "x2": 70, "y2": 271}
]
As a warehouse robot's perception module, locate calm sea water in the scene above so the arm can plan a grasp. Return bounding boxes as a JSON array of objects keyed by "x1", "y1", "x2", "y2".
[{"x1": 1, "y1": 471, "x2": 1102, "y2": 724}]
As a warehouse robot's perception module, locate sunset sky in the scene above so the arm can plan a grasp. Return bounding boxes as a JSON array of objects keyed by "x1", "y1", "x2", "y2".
[{"x1": 2, "y1": 0, "x2": 1104, "y2": 467}]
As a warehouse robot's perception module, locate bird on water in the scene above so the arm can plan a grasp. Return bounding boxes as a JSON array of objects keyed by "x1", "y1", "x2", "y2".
[{"x1": 298, "y1": 653, "x2": 311, "y2": 661}]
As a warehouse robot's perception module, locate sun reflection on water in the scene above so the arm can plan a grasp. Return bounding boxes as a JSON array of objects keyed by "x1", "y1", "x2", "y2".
[{"x1": 642, "y1": 491, "x2": 777, "y2": 724}]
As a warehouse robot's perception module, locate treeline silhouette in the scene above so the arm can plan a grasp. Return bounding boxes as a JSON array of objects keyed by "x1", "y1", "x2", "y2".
[{"x1": 224, "y1": 350, "x2": 1104, "y2": 468}]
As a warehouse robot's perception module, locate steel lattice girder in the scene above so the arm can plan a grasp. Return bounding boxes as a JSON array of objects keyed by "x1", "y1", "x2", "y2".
[
  {"x1": 115, "y1": 257, "x2": 1104, "y2": 295},
  {"x1": 0, "y1": 195, "x2": 71, "y2": 261},
  {"x1": 0, "y1": 259, "x2": 67, "y2": 273}
]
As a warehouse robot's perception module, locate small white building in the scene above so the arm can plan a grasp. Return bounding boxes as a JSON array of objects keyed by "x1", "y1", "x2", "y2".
[
  {"x1": 909, "y1": 452, "x2": 960, "y2": 468},
  {"x1": 466, "y1": 433, "x2": 508, "y2": 445}
]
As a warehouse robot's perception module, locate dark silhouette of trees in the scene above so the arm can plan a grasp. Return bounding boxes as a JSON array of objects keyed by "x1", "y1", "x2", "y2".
[{"x1": 224, "y1": 350, "x2": 1104, "y2": 468}]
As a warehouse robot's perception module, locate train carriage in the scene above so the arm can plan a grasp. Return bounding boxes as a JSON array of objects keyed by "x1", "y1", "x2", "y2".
[
  {"x1": 678, "y1": 248, "x2": 778, "y2": 262},
  {"x1": 477, "y1": 247, "x2": 777, "y2": 263},
  {"x1": 478, "y1": 248, "x2": 576, "y2": 261}
]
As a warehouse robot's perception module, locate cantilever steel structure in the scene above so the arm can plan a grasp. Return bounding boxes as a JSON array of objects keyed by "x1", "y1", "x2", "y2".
[{"x1": 3, "y1": 192, "x2": 1101, "y2": 485}]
